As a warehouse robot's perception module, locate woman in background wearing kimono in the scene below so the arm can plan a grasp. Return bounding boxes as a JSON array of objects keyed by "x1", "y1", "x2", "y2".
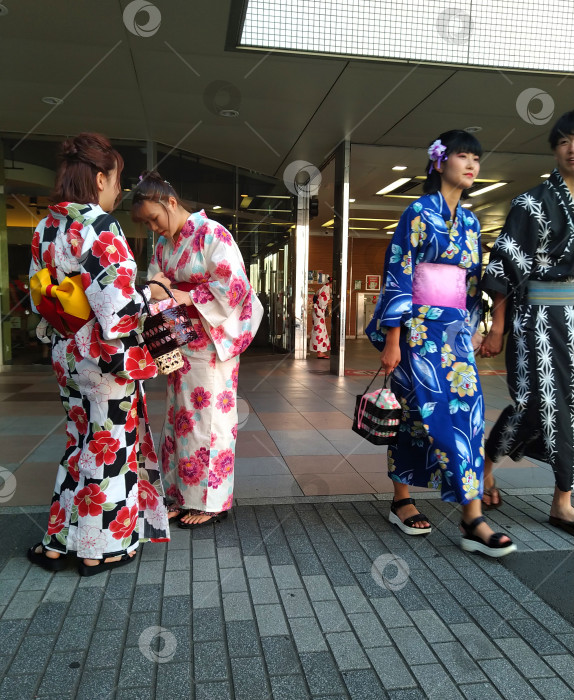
[
  {"x1": 132, "y1": 172, "x2": 263, "y2": 529},
  {"x1": 480, "y1": 110, "x2": 574, "y2": 533},
  {"x1": 367, "y1": 130, "x2": 515, "y2": 557},
  {"x1": 28, "y1": 134, "x2": 169, "y2": 575},
  {"x1": 310, "y1": 277, "x2": 331, "y2": 358}
]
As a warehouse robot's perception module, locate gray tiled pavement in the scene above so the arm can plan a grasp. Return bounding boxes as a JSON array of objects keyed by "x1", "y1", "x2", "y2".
[{"x1": 1, "y1": 494, "x2": 574, "y2": 699}]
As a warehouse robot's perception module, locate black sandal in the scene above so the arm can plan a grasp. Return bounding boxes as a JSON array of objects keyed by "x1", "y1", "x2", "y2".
[
  {"x1": 27, "y1": 543, "x2": 68, "y2": 572},
  {"x1": 78, "y1": 551, "x2": 136, "y2": 577},
  {"x1": 388, "y1": 498, "x2": 432, "y2": 535},
  {"x1": 460, "y1": 516, "x2": 516, "y2": 558},
  {"x1": 178, "y1": 510, "x2": 229, "y2": 530}
]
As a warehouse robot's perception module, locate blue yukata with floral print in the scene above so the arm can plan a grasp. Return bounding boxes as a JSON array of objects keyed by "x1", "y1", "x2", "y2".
[{"x1": 366, "y1": 192, "x2": 484, "y2": 504}]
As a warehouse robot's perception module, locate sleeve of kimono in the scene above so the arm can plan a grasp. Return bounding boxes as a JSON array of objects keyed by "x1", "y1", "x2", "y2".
[
  {"x1": 366, "y1": 204, "x2": 420, "y2": 350},
  {"x1": 465, "y1": 215, "x2": 482, "y2": 335},
  {"x1": 189, "y1": 220, "x2": 263, "y2": 361},
  {"x1": 29, "y1": 221, "x2": 52, "y2": 342},
  {"x1": 317, "y1": 285, "x2": 330, "y2": 310},
  {"x1": 79, "y1": 215, "x2": 150, "y2": 340},
  {"x1": 482, "y1": 200, "x2": 535, "y2": 301},
  {"x1": 147, "y1": 239, "x2": 164, "y2": 279}
]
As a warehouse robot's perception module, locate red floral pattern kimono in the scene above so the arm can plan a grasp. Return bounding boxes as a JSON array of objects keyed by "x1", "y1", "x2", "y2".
[
  {"x1": 310, "y1": 283, "x2": 331, "y2": 354},
  {"x1": 148, "y1": 210, "x2": 263, "y2": 513},
  {"x1": 30, "y1": 202, "x2": 169, "y2": 559}
]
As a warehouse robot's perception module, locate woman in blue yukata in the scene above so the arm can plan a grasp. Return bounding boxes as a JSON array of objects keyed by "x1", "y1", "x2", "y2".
[{"x1": 367, "y1": 130, "x2": 516, "y2": 558}]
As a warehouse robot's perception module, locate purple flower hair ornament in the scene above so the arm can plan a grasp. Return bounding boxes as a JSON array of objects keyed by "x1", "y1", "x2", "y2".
[{"x1": 428, "y1": 139, "x2": 447, "y2": 174}]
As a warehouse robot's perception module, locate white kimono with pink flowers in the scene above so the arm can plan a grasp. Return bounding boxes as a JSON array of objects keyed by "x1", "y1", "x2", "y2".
[{"x1": 148, "y1": 210, "x2": 263, "y2": 513}]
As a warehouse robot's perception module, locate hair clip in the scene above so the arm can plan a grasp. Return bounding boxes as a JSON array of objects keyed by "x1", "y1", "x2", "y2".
[
  {"x1": 428, "y1": 139, "x2": 447, "y2": 174},
  {"x1": 138, "y1": 175, "x2": 144, "y2": 182},
  {"x1": 164, "y1": 179, "x2": 171, "y2": 187}
]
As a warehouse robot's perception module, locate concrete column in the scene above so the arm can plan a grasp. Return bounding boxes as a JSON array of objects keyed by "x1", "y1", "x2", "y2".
[
  {"x1": 0, "y1": 140, "x2": 10, "y2": 366},
  {"x1": 330, "y1": 140, "x2": 350, "y2": 377},
  {"x1": 146, "y1": 140, "x2": 157, "y2": 266}
]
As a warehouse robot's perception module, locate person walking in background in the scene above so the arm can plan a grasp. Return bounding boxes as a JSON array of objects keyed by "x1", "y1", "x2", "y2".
[
  {"x1": 480, "y1": 110, "x2": 574, "y2": 533},
  {"x1": 131, "y1": 172, "x2": 263, "y2": 529},
  {"x1": 367, "y1": 129, "x2": 516, "y2": 557},
  {"x1": 27, "y1": 133, "x2": 169, "y2": 576},
  {"x1": 310, "y1": 276, "x2": 332, "y2": 358}
]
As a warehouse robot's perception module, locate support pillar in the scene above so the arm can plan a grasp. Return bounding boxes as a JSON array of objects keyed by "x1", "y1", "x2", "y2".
[
  {"x1": 146, "y1": 140, "x2": 157, "y2": 266},
  {"x1": 0, "y1": 140, "x2": 10, "y2": 366},
  {"x1": 330, "y1": 140, "x2": 350, "y2": 377},
  {"x1": 294, "y1": 187, "x2": 310, "y2": 360}
]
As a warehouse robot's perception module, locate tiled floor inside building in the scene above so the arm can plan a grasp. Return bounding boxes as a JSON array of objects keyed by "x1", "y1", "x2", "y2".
[{"x1": 0, "y1": 340, "x2": 572, "y2": 699}]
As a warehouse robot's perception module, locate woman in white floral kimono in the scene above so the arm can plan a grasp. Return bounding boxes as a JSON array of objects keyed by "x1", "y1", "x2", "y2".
[
  {"x1": 132, "y1": 171, "x2": 263, "y2": 528},
  {"x1": 28, "y1": 134, "x2": 169, "y2": 576}
]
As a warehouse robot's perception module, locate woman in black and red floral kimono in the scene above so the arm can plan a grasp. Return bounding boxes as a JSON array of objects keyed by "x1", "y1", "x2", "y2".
[{"x1": 28, "y1": 133, "x2": 169, "y2": 576}]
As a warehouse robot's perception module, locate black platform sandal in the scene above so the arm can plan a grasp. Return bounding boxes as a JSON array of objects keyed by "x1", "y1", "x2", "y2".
[
  {"x1": 388, "y1": 498, "x2": 432, "y2": 536},
  {"x1": 27, "y1": 543, "x2": 68, "y2": 572},
  {"x1": 460, "y1": 516, "x2": 516, "y2": 558}
]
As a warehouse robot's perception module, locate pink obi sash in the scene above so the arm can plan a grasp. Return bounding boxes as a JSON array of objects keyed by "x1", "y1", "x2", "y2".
[{"x1": 412, "y1": 262, "x2": 466, "y2": 309}]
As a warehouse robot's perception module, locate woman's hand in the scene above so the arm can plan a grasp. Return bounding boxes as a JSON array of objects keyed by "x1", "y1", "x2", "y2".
[
  {"x1": 380, "y1": 326, "x2": 401, "y2": 375},
  {"x1": 148, "y1": 272, "x2": 172, "y2": 300},
  {"x1": 471, "y1": 330, "x2": 483, "y2": 352},
  {"x1": 480, "y1": 329, "x2": 504, "y2": 358},
  {"x1": 172, "y1": 289, "x2": 193, "y2": 307}
]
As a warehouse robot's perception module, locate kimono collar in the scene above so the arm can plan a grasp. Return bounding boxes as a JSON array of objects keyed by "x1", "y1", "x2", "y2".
[
  {"x1": 435, "y1": 191, "x2": 463, "y2": 224},
  {"x1": 549, "y1": 168, "x2": 574, "y2": 210},
  {"x1": 170, "y1": 209, "x2": 210, "y2": 250}
]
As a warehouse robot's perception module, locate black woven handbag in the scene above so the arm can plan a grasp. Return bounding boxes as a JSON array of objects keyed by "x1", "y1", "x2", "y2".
[
  {"x1": 352, "y1": 368, "x2": 402, "y2": 445},
  {"x1": 139, "y1": 281, "x2": 198, "y2": 375}
]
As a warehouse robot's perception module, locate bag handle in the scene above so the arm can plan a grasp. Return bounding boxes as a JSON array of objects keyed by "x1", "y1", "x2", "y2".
[
  {"x1": 362, "y1": 367, "x2": 392, "y2": 394},
  {"x1": 137, "y1": 280, "x2": 177, "y2": 316}
]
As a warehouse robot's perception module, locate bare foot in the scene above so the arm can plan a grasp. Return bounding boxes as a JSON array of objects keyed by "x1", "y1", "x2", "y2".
[
  {"x1": 549, "y1": 504, "x2": 574, "y2": 522},
  {"x1": 33, "y1": 545, "x2": 61, "y2": 559},
  {"x1": 395, "y1": 502, "x2": 430, "y2": 529},
  {"x1": 82, "y1": 551, "x2": 137, "y2": 567},
  {"x1": 168, "y1": 508, "x2": 183, "y2": 520},
  {"x1": 180, "y1": 513, "x2": 215, "y2": 526},
  {"x1": 482, "y1": 474, "x2": 501, "y2": 508}
]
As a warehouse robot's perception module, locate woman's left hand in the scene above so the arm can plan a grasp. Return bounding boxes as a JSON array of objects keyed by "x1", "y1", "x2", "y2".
[{"x1": 471, "y1": 330, "x2": 483, "y2": 351}]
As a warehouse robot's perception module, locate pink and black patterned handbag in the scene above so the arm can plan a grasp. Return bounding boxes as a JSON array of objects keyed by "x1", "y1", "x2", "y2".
[{"x1": 352, "y1": 368, "x2": 401, "y2": 445}]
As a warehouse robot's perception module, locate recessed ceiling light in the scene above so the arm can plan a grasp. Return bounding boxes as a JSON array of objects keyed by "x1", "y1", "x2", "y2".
[
  {"x1": 219, "y1": 109, "x2": 239, "y2": 118},
  {"x1": 213, "y1": 205, "x2": 222, "y2": 210},
  {"x1": 349, "y1": 198, "x2": 356, "y2": 203},
  {"x1": 376, "y1": 178, "x2": 411, "y2": 195},
  {"x1": 0, "y1": 4, "x2": 8, "y2": 15},
  {"x1": 469, "y1": 182, "x2": 507, "y2": 197},
  {"x1": 465, "y1": 126, "x2": 482, "y2": 133},
  {"x1": 541, "y1": 173, "x2": 551, "y2": 178},
  {"x1": 462, "y1": 203, "x2": 472, "y2": 208},
  {"x1": 42, "y1": 96, "x2": 63, "y2": 106},
  {"x1": 392, "y1": 165, "x2": 407, "y2": 171}
]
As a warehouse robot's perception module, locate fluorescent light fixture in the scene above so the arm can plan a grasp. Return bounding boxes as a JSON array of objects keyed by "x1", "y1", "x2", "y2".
[
  {"x1": 322, "y1": 219, "x2": 334, "y2": 227},
  {"x1": 469, "y1": 182, "x2": 508, "y2": 197},
  {"x1": 349, "y1": 198, "x2": 356, "y2": 203},
  {"x1": 351, "y1": 218, "x2": 397, "y2": 222},
  {"x1": 258, "y1": 195, "x2": 291, "y2": 199},
  {"x1": 385, "y1": 194, "x2": 418, "y2": 199},
  {"x1": 541, "y1": 173, "x2": 551, "y2": 178},
  {"x1": 213, "y1": 205, "x2": 222, "y2": 210},
  {"x1": 392, "y1": 165, "x2": 407, "y2": 171},
  {"x1": 462, "y1": 203, "x2": 472, "y2": 208},
  {"x1": 384, "y1": 222, "x2": 399, "y2": 229},
  {"x1": 376, "y1": 178, "x2": 411, "y2": 195},
  {"x1": 349, "y1": 227, "x2": 379, "y2": 231}
]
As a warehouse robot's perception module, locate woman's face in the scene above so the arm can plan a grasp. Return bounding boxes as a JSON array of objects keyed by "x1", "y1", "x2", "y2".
[
  {"x1": 438, "y1": 151, "x2": 480, "y2": 192},
  {"x1": 98, "y1": 165, "x2": 121, "y2": 212},
  {"x1": 135, "y1": 199, "x2": 179, "y2": 239}
]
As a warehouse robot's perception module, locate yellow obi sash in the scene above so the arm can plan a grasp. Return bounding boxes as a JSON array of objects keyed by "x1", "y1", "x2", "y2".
[{"x1": 30, "y1": 268, "x2": 93, "y2": 337}]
